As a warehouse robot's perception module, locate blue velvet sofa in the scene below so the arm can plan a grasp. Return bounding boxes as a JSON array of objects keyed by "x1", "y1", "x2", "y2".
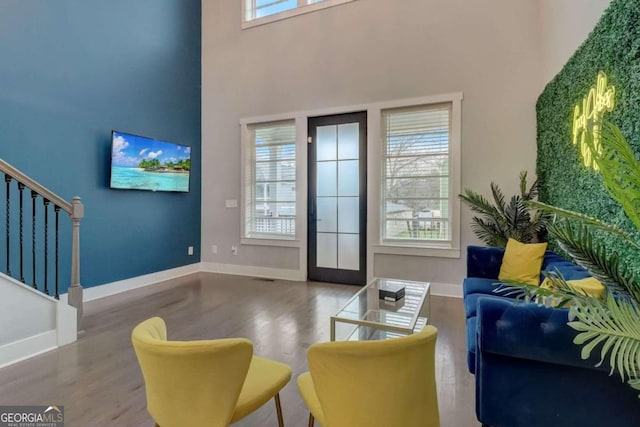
[{"x1": 464, "y1": 245, "x2": 640, "y2": 427}]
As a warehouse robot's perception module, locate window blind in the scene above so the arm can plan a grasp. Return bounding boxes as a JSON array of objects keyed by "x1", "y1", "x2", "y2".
[{"x1": 382, "y1": 104, "x2": 451, "y2": 242}]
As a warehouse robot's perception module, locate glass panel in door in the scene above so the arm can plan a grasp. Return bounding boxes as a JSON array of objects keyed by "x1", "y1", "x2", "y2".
[{"x1": 308, "y1": 112, "x2": 366, "y2": 285}]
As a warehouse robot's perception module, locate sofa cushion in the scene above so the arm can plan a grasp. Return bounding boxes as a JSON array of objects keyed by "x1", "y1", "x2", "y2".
[
  {"x1": 541, "y1": 276, "x2": 605, "y2": 299},
  {"x1": 540, "y1": 252, "x2": 567, "y2": 269},
  {"x1": 543, "y1": 261, "x2": 590, "y2": 281},
  {"x1": 498, "y1": 239, "x2": 548, "y2": 285}
]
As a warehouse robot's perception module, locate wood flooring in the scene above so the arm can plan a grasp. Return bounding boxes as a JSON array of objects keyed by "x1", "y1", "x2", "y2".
[{"x1": 0, "y1": 273, "x2": 478, "y2": 426}]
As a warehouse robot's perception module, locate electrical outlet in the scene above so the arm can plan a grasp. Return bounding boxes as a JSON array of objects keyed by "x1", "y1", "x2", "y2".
[
  {"x1": 188, "y1": 246, "x2": 194, "y2": 256},
  {"x1": 211, "y1": 245, "x2": 218, "y2": 254},
  {"x1": 231, "y1": 245, "x2": 238, "y2": 255}
]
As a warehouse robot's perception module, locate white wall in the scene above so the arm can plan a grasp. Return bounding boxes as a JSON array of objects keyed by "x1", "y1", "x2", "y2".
[
  {"x1": 538, "y1": 0, "x2": 611, "y2": 86},
  {"x1": 201, "y1": 0, "x2": 545, "y2": 287}
]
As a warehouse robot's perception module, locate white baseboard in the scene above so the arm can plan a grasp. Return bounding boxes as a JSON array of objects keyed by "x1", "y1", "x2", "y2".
[
  {"x1": 0, "y1": 331, "x2": 57, "y2": 369},
  {"x1": 60, "y1": 263, "x2": 201, "y2": 303},
  {"x1": 59, "y1": 262, "x2": 459, "y2": 304},
  {"x1": 200, "y1": 263, "x2": 462, "y2": 298},
  {"x1": 430, "y1": 282, "x2": 462, "y2": 298},
  {"x1": 200, "y1": 262, "x2": 306, "y2": 282}
]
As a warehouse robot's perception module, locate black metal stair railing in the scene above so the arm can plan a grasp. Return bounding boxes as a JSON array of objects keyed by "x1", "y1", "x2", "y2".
[{"x1": 0, "y1": 159, "x2": 84, "y2": 333}]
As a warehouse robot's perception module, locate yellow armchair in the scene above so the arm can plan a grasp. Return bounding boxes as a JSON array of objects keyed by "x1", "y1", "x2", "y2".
[
  {"x1": 132, "y1": 317, "x2": 292, "y2": 427},
  {"x1": 297, "y1": 325, "x2": 439, "y2": 427}
]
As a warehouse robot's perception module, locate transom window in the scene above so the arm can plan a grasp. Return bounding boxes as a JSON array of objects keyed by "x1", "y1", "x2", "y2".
[
  {"x1": 382, "y1": 104, "x2": 452, "y2": 243},
  {"x1": 244, "y1": 121, "x2": 297, "y2": 239},
  {"x1": 243, "y1": 0, "x2": 356, "y2": 28}
]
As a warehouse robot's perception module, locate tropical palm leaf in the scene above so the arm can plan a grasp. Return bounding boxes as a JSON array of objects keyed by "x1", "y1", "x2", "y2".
[
  {"x1": 629, "y1": 377, "x2": 640, "y2": 392},
  {"x1": 591, "y1": 123, "x2": 640, "y2": 233},
  {"x1": 520, "y1": 170, "x2": 539, "y2": 201},
  {"x1": 569, "y1": 295, "x2": 640, "y2": 385},
  {"x1": 527, "y1": 179, "x2": 540, "y2": 201},
  {"x1": 459, "y1": 171, "x2": 547, "y2": 246},
  {"x1": 519, "y1": 170, "x2": 528, "y2": 198},
  {"x1": 496, "y1": 273, "x2": 593, "y2": 308},
  {"x1": 459, "y1": 190, "x2": 502, "y2": 219},
  {"x1": 504, "y1": 196, "x2": 523, "y2": 230},
  {"x1": 470, "y1": 217, "x2": 506, "y2": 247},
  {"x1": 529, "y1": 201, "x2": 640, "y2": 249},
  {"x1": 548, "y1": 221, "x2": 640, "y2": 300},
  {"x1": 530, "y1": 210, "x2": 550, "y2": 233},
  {"x1": 493, "y1": 282, "x2": 530, "y2": 299},
  {"x1": 491, "y1": 182, "x2": 508, "y2": 218}
]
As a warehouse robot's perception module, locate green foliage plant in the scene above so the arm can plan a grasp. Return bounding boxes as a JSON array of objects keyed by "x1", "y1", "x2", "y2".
[
  {"x1": 531, "y1": 0, "x2": 640, "y2": 396},
  {"x1": 458, "y1": 171, "x2": 549, "y2": 247},
  {"x1": 507, "y1": 122, "x2": 640, "y2": 395},
  {"x1": 536, "y1": 0, "x2": 640, "y2": 272}
]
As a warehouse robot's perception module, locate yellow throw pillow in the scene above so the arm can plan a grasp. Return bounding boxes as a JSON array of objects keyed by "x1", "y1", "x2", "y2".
[
  {"x1": 498, "y1": 238, "x2": 548, "y2": 285},
  {"x1": 541, "y1": 276, "x2": 605, "y2": 299}
]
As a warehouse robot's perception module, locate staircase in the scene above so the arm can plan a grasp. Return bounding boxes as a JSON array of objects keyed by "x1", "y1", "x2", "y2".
[{"x1": 0, "y1": 159, "x2": 83, "y2": 367}]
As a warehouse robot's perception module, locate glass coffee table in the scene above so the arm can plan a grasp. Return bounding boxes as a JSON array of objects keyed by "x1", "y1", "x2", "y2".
[{"x1": 330, "y1": 278, "x2": 431, "y2": 341}]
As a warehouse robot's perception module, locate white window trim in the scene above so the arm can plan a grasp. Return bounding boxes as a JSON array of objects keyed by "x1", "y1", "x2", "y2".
[
  {"x1": 240, "y1": 119, "x2": 300, "y2": 247},
  {"x1": 368, "y1": 94, "x2": 462, "y2": 260},
  {"x1": 240, "y1": 115, "x2": 307, "y2": 248},
  {"x1": 375, "y1": 100, "x2": 460, "y2": 252},
  {"x1": 242, "y1": 0, "x2": 358, "y2": 29}
]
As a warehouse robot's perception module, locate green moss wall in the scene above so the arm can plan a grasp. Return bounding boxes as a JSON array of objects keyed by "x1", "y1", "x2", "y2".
[{"x1": 537, "y1": 0, "x2": 640, "y2": 266}]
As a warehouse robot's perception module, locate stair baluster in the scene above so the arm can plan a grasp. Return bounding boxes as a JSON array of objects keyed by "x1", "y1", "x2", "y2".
[
  {"x1": 55, "y1": 205, "x2": 60, "y2": 300},
  {"x1": 0, "y1": 159, "x2": 83, "y2": 335},
  {"x1": 18, "y1": 182, "x2": 25, "y2": 283},
  {"x1": 31, "y1": 190, "x2": 37, "y2": 290},
  {"x1": 5, "y1": 174, "x2": 11, "y2": 277},
  {"x1": 43, "y1": 198, "x2": 49, "y2": 296}
]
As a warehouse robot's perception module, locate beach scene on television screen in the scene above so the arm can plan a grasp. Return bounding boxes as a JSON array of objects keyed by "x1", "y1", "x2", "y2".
[{"x1": 111, "y1": 132, "x2": 190, "y2": 192}]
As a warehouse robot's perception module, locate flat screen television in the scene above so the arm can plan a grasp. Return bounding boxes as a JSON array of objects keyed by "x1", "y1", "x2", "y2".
[{"x1": 110, "y1": 131, "x2": 191, "y2": 193}]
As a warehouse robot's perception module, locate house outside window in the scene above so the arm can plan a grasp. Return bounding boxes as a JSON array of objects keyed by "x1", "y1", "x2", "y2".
[
  {"x1": 382, "y1": 104, "x2": 452, "y2": 244},
  {"x1": 244, "y1": 121, "x2": 296, "y2": 239}
]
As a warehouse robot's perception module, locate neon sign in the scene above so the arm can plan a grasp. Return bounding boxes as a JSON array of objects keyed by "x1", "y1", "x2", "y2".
[{"x1": 572, "y1": 71, "x2": 615, "y2": 170}]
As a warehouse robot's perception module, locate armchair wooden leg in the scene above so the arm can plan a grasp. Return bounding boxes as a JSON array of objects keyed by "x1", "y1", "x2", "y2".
[
  {"x1": 308, "y1": 413, "x2": 314, "y2": 427},
  {"x1": 274, "y1": 393, "x2": 284, "y2": 427}
]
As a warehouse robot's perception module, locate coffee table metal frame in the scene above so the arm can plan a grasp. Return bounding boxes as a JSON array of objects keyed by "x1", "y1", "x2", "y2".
[{"x1": 330, "y1": 277, "x2": 430, "y2": 341}]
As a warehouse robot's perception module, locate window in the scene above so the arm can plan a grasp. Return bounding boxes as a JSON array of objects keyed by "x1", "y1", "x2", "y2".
[
  {"x1": 243, "y1": 0, "x2": 356, "y2": 28},
  {"x1": 244, "y1": 121, "x2": 297, "y2": 239},
  {"x1": 382, "y1": 104, "x2": 452, "y2": 243},
  {"x1": 246, "y1": 0, "x2": 297, "y2": 20}
]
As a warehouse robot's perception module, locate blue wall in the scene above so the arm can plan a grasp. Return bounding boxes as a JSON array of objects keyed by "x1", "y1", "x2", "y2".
[{"x1": 0, "y1": 0, "x2": 201, "y2": 291}]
